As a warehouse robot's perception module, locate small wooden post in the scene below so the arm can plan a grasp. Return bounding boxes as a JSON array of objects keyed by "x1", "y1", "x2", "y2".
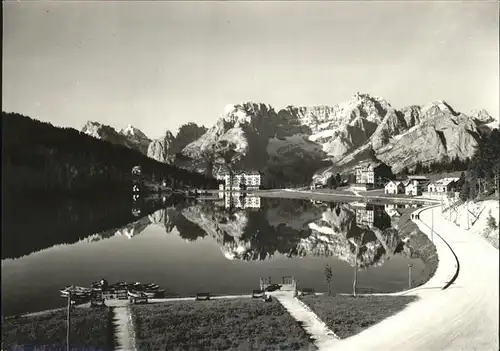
[{"x1": 67, "y1": 291, "x2": 71, "y2": 351}]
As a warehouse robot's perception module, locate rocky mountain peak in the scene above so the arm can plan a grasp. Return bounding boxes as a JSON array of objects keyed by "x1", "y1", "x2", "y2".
[
  {"x1": 147, "y1": 130, "x2": 176, "y2": 164},
  {"x1": 120, "y1": 124, "x2": 146, "y2": 137},
  {"x1": 82, "y1": 121, "x2": 106, "y2": 138},
  {"x1": 119, "y1": 124, "x2": 150, "y2": 141},
  {"x1": 420, "y1": 100, "x2": 457, "y2": 117},
  {"x1": 222, "y1": 102, "x2": 274, "y2": 125},
  {"x1": 470, "y1": 109, "x2": 495, "y2": 124},
  {"x1": 81, "y1": 121, "x2": 151, "y2": 155}
]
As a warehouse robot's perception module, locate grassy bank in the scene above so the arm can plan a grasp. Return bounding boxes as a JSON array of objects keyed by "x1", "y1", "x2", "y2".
[
  {"x1": 1, "y1": 307, "x2": 114, "y2": 350},
  {"x1": 300, "y1": 295, "x2": 417, "y2": 339},
  {"x1": 131, "y1": 299, "x2": 315, "y2": 350},
  {"x1": 396, "y1": 208, "x2": 439, "y2": 287}
]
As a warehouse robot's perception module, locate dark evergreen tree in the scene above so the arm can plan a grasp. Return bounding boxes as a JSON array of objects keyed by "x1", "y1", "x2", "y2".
[
  {"x1": 456, "y1": 172, "x2": 466, "y2": 192},
  {"x1": 327, "y1": 175, "x2": 338, "y2": 189},
  {"x1": 459, "y1": 179, "x2": 470, "y2": 201},
  {"x1": 414, "y1": 162, "x2": 422, "y2": 174},
  {"x1": 335, "y1": 173, "x2": 342, "y2": 186}
]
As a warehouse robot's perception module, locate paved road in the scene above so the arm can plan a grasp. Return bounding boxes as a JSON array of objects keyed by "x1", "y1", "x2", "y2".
[{"x1": 335, "y1": 205, "x2": 499, "y2": 351}]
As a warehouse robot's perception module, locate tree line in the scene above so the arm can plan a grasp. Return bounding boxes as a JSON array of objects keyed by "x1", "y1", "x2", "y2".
[
  {"x1": 459, "y1": 128, "x2": 500, "y2": 200},
  {"x1": 398, "y1": 156, "x2": 471, "y2": 176},
  {"x1": 2, "y1": 112, "x2": 218, "y2": 196}
]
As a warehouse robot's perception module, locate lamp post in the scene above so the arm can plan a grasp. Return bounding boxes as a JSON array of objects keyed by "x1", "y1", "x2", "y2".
[
  {"x1": 408, "y1": 264, "x2": 413, "y2": 289},
  {"x1": 67, "y1": 291, "x2": 71, "y2": 351}
]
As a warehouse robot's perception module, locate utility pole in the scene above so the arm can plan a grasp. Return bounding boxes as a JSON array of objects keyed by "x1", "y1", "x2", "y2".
[
  {"x1": 408, "y1": 264, "x2": 413, "y2": 289},
  {"x1": 67, "y1": 291, "x2": 71, "y2": 351}
]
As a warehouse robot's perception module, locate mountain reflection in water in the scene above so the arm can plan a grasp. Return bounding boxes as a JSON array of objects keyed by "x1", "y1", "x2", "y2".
[
  {"x1": 2, "y1": 193, "x2": 425, "y2": 316},
  {"x1": 93, "y1": 194, "x2": 417, "y2": 269}
]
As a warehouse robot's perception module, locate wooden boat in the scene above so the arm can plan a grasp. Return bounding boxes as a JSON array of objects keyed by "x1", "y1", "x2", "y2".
[
  {"x1": 265, "y1": 284, "x2": 282, "y2": 292},
  {"x1": 59, "y1": 280, "x2": 163, "y2": 299},
  {"x1": 60, "y1": 285, "x2": 92, "y2": 297},
  {"x1": 127, "y1": 282, "x2": 164, "y2": 297},
  {"x1": 127, "y1": 289, "x2": 148, "y2": 298}
]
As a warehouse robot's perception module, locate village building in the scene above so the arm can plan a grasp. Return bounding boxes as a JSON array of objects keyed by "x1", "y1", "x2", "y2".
[
  {"x1": 217, "y1": 170, "x2": 262, "y2": 191},
  {"x1": 407, "y1": 175, "x2": 429, "y2": 181},
  {"x1": 384, "y1": 180, "x2": 405, "y2": 194},
  {"x1": 427, "y1": 177, "x2": 459, "y2": 193},
  {"x1": 386, "y1": 175, "x2": 429, "y2": 197},
  {"x1": 404, "y1": 179, "x2": 429, "y2": 196},
  {"x1": 354, "y1": 161, "x2": 393, "y2": 189}
]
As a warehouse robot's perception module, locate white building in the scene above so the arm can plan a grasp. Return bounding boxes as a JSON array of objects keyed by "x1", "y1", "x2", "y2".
[
  {"x1": 427, "y1": 177, "x2": 459, "y2": 193},
  {"x1": 384, "y1": 180, "x2": 405, "y2": 194},
  {"x1": 216, "y1": 170, "x2": 262, "y2": 191},
  {"x1": 404, "y1": 179, "x2": 429, "y2": 197},
  {"x1": 354, "y1": 161, "x2": 392, "y2": 188}
]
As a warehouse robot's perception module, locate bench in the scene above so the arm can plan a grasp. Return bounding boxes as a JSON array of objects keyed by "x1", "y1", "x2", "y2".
[
  {"x1": 196, "y1": 293, "x2": 210, "y2": 301},
  {"x1": 301, "y1": 288, "x2": 315, "y2": 296},
  {"x1": 252, "y1": 290, "x2": 265, "y2": 298}
]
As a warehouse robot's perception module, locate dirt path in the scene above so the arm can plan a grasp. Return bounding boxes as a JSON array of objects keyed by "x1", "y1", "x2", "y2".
[
  {"x1": 270, "y1": 290, "x2": 339, "y2": 349},
  {"x1": 112, "y1": 303, "x2": 137, "y2": 351},
  {"x1": 334, "y1": 205, "x2": 499, "y2": 351}
]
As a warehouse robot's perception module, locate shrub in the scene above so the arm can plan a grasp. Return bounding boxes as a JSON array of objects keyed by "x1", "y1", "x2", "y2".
[{"x1": 486, "y1": 211, "x2": 498, "y2": 231}]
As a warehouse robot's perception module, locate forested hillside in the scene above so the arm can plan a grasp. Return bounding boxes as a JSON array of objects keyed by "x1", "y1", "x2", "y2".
[{"x1": 2, "y1": 112, "x2": 218, "y2": 196}]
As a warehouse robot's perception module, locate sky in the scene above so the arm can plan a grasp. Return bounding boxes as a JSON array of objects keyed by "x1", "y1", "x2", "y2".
[{"x1": 3, "y1": 1, "x2": 499, "y2": 139}]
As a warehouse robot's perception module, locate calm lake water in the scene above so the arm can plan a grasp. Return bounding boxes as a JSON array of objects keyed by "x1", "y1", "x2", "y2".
[{"x1": 1, "y1": 193, "x2": 425, "y2": 316}]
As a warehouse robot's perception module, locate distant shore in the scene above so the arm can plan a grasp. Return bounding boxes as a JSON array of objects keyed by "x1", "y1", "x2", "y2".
[{"x1": 256, "y1": 188, "x2": 439, "y2": 205}]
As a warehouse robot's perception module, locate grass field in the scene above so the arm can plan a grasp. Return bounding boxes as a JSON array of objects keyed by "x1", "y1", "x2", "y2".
[
  {"x1": 1, "y1": 307, "x2": 113, "y2": 350},
  {"x1": 300, "y1": 295, "x2": 417, "y2": 339},
  {"x1": 131, "y1": 299, "x2": 316, "y2": 351}
]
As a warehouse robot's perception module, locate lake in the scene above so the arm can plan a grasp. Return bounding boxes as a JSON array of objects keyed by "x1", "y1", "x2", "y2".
[{"x1": 1, "y1": 193, "x2": 425, "y2": 316}]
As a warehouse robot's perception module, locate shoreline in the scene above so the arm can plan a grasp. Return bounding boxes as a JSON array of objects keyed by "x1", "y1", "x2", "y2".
[{"x1": 257, "y1": 189, "x2": 440, "y2": 205}]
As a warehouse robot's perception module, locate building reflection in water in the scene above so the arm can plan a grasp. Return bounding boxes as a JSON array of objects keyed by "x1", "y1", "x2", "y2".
[
  {"x1": 222, "y1": 192, "x2": 261, "y2": 210},
  {"x1": 350, "y1": 202, "x2": 391, "y2": 230}
]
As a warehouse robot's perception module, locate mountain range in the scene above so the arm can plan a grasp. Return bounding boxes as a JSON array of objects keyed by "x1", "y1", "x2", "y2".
[
  {"x1": 82, "y1": 121, "x2": 152, "y2": 155},
  {"x1": 81, "y1": 93, "x2": 498, "y2": 186}
]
